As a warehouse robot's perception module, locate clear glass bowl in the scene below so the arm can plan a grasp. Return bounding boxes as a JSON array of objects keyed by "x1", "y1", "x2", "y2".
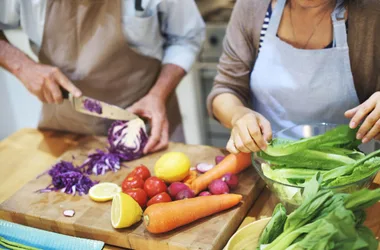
[{"x1": 252, "y1": 123, "x2": 378, "y2": 212}]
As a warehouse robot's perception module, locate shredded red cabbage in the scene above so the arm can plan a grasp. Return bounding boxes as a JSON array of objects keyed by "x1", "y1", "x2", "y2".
[
  {"x1": 79, "y1": 149, "x2": 122, "y2": 175},
  {"x1": 37, "y1": 161, "x2": 97, "y2": 196},
  {"x1": 83, "y1": 99, "x2": 102, "y2": 114},
  {"x1": 108, "y1": 120, "x2": 148, "y2": 161}
]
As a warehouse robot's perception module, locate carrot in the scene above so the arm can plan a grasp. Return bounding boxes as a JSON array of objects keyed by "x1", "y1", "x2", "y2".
[
  {"x1": 183, "y1": 170, "x2": 197, "y2": 186},
  {"x1": 143, "y1": 194, "x2": 242, "y2": 233},
  {"x1": 190, "y1": 152, "x2": 251, "y2": 195}
]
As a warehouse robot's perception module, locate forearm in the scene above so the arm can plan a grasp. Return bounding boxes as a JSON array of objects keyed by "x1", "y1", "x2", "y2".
[
  {"x1": 148, "y1": 63, "x2": 186, "y2": 102},
  {"x1": 212, "y1": 93, "x2": 251, "y2": 129},
  {"x1": 0, "y1": 31, "x2": 34, "y2": 77}
]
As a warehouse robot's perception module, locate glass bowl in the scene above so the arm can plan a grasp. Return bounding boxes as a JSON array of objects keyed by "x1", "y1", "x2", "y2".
[{"x1": 252, "y1": 123, "x2": 378, "y2": 212}]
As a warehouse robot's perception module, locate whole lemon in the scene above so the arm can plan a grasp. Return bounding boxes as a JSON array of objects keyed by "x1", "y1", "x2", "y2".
[{"x1": 154, "y1": 152, "x2": 191, "y2": 183}]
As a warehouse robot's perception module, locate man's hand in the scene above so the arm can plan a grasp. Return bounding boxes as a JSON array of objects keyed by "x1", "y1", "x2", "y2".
[
  {"x1": 128, "y1": 94, "x2": 169, "y2": 154},
  {"x1": 15, "y1": 61, "x2": 82, "y2": 103}
]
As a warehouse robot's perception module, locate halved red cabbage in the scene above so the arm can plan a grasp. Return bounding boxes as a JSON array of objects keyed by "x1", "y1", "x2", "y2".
[
  {"x1": 83, "y1": 99, "x2": 102, "y2": 114},
  {"x1": 79, "y1": 149, "x2": 122, "y2": 175},
  {"x1": 108, "y1": 119, "x2": 148, "y2": 161},
  {"x1": 37, "y1": 161, "x2": 97, "y2": 196}
]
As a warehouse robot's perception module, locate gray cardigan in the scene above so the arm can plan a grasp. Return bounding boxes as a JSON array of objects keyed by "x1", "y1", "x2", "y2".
[{"x1": 207, "y1": 0, "x2": 380, "y2": 116}]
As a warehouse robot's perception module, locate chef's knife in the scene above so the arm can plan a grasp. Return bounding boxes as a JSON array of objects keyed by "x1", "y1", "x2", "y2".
[{"x1": 61, "y1": 88, "x2": 138, "y2": 121}]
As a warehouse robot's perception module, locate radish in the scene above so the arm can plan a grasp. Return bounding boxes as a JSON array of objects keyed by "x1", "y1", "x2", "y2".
[
  {"x1": 196, "y1": 163, "x2": 214, "y2": 173},
  {"x1": 222, "y1": 173, "x2": 239, "y2": 189},
  {"x1": 208, "y1": 179, "x2": 230, "y2": 195},
  {"x1": 198, "y1": 191, "x2": 212, "y2": 196},
  {"x1": 215, "y1": 155, "x2": 225, "y2": 164},
  {"x1": 168, "y1": 182, "x2": 190, "y2": 199},
  {"x1": 175, "y1": 189, "x2": 195, "y2": 200}
]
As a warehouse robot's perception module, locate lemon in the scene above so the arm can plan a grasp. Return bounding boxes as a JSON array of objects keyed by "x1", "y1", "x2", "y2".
[
  {"x1": 154, "y1": 152, "x2": 191, "y2": 183},
  {"x1": 89, "y1": 182, "x2": 121, "y2": 202},
  {"x1": 111, "y1": 192, "x2": 143, "y2": 228}
]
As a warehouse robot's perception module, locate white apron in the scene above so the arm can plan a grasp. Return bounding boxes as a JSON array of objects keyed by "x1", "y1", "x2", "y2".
[{"x1": 250, "y1": 0, "x2": 360, "y2": 136}]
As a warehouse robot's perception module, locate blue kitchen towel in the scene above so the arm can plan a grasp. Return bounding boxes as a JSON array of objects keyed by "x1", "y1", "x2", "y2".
[{"x1": 0, "y1": 220, "x2": 104, "y2": 250}]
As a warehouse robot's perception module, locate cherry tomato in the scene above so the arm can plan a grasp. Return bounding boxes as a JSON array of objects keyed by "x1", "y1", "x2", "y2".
[
  {"x1": 147, "y1": 192, "x2": 172, "y2": 207},
  {"x1": 128, "y1": 165, "x2": 151, "y2": 181},
  {"x1": 144, "y1": 176, "x2": 167, "y2": 198},
  {"x1": 122, "y1": 175, "x2": 144, "y2": 192},
  {"x1": 123, "y1": 188, "x2": 148, "y2": 208}
]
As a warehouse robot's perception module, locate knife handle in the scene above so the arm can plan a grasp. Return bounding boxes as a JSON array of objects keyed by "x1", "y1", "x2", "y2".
[{"x1": 60, "y1": 87, "x2": 69, "y2": 99}]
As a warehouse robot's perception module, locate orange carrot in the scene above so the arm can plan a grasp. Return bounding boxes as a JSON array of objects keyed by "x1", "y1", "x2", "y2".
[
  {"x1": 143, "y1": 194, "x2": 242, "y2": 233},
  {"x1": 183, "y1": 170, "x2": 197, "y2": 186},
  {"x1": 190, "y1": 152, "x2": 251, "y2": 195}
]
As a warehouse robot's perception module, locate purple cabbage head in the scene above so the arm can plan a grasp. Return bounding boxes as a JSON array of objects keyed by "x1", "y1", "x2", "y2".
[
  {"x1": 83, "y1": 99, "x2": 102, "y2": 114},
  {"x1": 108, "y1": 119, "x2": 148, "y2": 161}
]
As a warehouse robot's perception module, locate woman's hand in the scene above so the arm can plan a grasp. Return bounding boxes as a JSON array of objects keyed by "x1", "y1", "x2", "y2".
[
  {"x1": 128, "y1": 94, "x2": 169, "y2": 154},
  {"x1": 345, "y1": 92, "x2": 380, "y2": 143},
  {"x1": 226, "y1": 107, "x2": 272, "y2": 154},
  {"x1": 15, "y1": 61, "x2": 81, "y2": 103}
]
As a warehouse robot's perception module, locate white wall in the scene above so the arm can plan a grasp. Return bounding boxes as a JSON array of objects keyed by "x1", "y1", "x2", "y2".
[
  {"x1": 0, "y1": 30, "x2": 41, "y2": 140},
  {"x1": 0, "y1": 30, "x2": 203, "y2": 145}
]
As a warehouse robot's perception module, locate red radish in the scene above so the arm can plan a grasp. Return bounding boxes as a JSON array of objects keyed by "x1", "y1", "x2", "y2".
[
  {"x1": 208, "y1": 179, "x2": 229, "y2": 195},
  {"x1": 168, "y1": 182, "x2": 190, "y2": 199},
  {"x1": 215, "y1": 155, "x2": 225, "y2": 164},
  {"x1": 198, "y1": 191, "x2": 212, "y2": 196},
  {"x1": 222, "y1": 173, "x2": 239, "y2": 189},
  {"x1": 196, "y1": 163, "x2": 214, "y2": 173},
  {"x1": 175, "y1": 189, "x2": 195, "y2": 200}
]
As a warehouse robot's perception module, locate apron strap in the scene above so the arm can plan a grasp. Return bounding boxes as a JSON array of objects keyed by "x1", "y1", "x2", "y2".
[
  {"x1": 266, "y1": 0, "x2": 286, "y2": 37},
  {"x1": 331, "y1": 0, "x2": 348, "y2": 48}
]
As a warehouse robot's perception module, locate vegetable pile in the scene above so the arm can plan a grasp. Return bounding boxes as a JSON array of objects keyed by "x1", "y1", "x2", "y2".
[
  {"x1": 257, "y1": 125, "x2": 380, "y2": 190},
  {"x1": 37, "y1": 161, "x2": 98, "y2": 195},
  {"x1": 87, "y1": 151, "x2": 250, "y2": 232},
  {"x1": 38, "y1": 119, "x2": 149, "y2": 195},
  {"x1": 257, "y1": 176, "x2": 380, "y2": 250}
]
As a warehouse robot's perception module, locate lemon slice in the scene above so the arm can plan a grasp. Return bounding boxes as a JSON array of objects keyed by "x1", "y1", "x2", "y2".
[
  {"x1": 89, "y1": 182, "x2": 121, "y2": 202},
  {"x1": 111, "y1": 192, "x2": 143, "y2": 228}
]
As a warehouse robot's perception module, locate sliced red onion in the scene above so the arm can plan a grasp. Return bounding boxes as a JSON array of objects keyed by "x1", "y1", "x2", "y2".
[
  {"x1": 196, "y1": 163, "x2": 214, "y2": 173},
  {"x1": 175, "y1": 189, "x2": 195, "y2": 200},
  {"x1": 198, "y1": 191, "x2": 212, "y2": 197},
  {"x1": 168, "y1": 182, "x2": 190, "y2": 199},
  {"x1": 63, "y1": 209, "x2": 75, "y2": 217},
  {"x1": 222, "y1": 173, "x2": 239, "y2": 190},
  {"x1": 215, "y1": 155, "x2": 225, "y2": 164}
]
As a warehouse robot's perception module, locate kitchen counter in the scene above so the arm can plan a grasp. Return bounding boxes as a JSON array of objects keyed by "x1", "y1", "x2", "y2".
[{"x1": 1, "y1": 128, "x2": 379, "y2": 249}]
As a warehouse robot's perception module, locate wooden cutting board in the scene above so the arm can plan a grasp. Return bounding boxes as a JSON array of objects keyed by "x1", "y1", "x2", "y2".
[{"x1": 0, "y1": 136, "x2": 264, "y2": 250}]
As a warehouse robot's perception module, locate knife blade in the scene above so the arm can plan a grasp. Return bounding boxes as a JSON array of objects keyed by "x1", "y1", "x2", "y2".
[{"x1": 61, "y1": 88, "x2": 138, "y2": 121}]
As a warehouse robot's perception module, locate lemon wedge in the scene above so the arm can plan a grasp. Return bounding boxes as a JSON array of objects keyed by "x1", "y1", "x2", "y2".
[
  {"x1": 111, "y1": 192, "x2": 143, "y2": 228},
  {"x1": 154, "y1": 152, "x2": 191, "y2": 183},
  {"x1": 89, "y1": 182, "x2": 121, "y2": 202}
]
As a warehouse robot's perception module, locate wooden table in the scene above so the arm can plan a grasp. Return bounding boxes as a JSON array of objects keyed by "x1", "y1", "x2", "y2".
[{"x1": 1, "y1": 129, "x2": 379, "y2": 249}]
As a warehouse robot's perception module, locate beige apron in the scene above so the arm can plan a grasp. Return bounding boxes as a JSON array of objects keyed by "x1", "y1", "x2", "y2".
[{"x1": 37, "y1": 0, "x2": 184, "y2": 142}]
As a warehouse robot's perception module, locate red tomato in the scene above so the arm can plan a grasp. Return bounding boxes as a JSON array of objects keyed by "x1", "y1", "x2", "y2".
[
  {"x1": 128, "y1": 165, "x2": 151, "y2": 181},
  {"x1": 122, "y1": 175, "x2": 144, "y2": 191},
  {"x1": 123, "y1": 188, "x2": 148, "y2": 208},
  {"x1": 147, "y1": 192, "x2": 172, "y2": 207},
  {"x1": 144, "y1": 177, "x2": 167, "y2": 198}
]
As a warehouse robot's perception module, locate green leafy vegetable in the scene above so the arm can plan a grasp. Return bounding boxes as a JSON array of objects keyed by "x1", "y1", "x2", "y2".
[
  {"x1": 258, "y1": 149, "x2": 355, "y2": 170},
  {"x1": 257, "y1": 204, "x2": 287, "y2": 249},
  {"x1": 264, "y1": 125, "x2": 359, "y2": 157},
  {"x1": 258, "y1": 180, "x2": 380, "y2": 250}
]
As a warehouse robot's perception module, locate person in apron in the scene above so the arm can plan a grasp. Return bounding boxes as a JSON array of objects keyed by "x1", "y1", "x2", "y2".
[
  {"x1": 0, "y1": 0, "x2": 205, "y2": 154},
  {"x1": 208, "y1": 0, "x2": 380, "y2": 154}
]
